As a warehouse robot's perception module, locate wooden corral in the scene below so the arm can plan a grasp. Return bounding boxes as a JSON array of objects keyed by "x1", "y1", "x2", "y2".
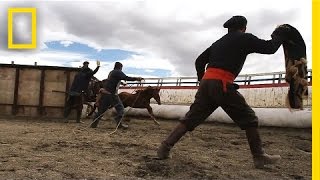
[
  {"x1": 0, "y1": 64, "x2": 312, "y2": 118},
  {"x1": 0, "y1": 64, "x2": 79, "y2": 118}
]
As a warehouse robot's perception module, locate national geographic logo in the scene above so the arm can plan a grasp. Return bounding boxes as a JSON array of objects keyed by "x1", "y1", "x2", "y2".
[{"x1": 7, "y1": 7, "x2": 37, "y2": 49}]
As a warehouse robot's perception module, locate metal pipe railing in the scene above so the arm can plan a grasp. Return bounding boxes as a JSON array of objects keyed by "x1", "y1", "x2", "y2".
[{"x1": 124, "y1": 69, "x2": 312, "y2": 87}]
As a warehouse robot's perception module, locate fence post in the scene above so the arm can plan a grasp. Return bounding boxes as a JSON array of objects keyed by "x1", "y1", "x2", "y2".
[
  {"x1": 278, "y1": 73, "x2": 282, "y2": 83},
  {"x1": 272, "y1": 74, "x2": 276, "y2": 84}
]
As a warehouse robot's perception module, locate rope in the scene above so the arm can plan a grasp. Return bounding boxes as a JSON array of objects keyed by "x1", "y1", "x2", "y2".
[
  {"x1": 72, "y1": 80, "x2": 155, "y2": 135},
  {"x1": 107, "y1": 81, "x2": 148, "y2": 135},
  {"x1": 86, "y1": 84, "x2": 143, "y2": 135},
  {"x1": 85, "y1": 89, "x2": 142, "y2": 135}
]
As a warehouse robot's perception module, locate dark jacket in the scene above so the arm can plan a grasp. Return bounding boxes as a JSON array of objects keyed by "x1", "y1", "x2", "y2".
[
  {"x1": 104, "y1": 69, "x2": 138, "y2": 94},
  {"x1": 195, "y1": 31, "x2": 282, "y2": 80},
  {"x1": 70, "y1": 66, "x2": 100, "y2": 93}
]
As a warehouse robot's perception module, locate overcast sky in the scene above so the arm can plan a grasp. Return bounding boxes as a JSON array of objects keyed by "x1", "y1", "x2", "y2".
[{"x1": 0, "y1": 0, "x2": 312, "y2": 79}]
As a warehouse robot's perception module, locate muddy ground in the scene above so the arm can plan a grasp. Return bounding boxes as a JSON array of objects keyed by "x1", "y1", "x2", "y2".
[{"x1": 0, "y1": 116, "x2": 311, "y2": 180}]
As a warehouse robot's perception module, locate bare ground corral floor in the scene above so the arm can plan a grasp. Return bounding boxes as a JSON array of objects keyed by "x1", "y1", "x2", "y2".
[{"x1": 0, "y1": 117, "x2": 311, "y2": 180}]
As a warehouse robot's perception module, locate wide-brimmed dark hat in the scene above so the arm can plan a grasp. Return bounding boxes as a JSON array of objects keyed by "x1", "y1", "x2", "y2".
[
  {"x1": 83, "y1": 61, "x2": 89, "y2": 65},
  {"x1": 223, "y1": 15, "x2": 247, "y2": 29},
  {"x1": 114, "y1": 62, "x2": 123, "y2": 69}
]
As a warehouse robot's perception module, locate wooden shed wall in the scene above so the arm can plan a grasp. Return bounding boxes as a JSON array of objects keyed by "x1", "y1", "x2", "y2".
[{"x1": 0, "y1": 64, "x2": 79, "y2": 118}]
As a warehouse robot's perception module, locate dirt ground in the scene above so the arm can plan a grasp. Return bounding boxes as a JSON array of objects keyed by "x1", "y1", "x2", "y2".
[{"x1": 0, "y1": 116, "x2": 311, "y2": 180}]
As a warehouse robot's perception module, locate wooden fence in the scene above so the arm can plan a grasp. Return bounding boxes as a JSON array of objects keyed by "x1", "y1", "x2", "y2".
[{"x1": 0, "y1": 64, "x2": 79, "y2": 118}]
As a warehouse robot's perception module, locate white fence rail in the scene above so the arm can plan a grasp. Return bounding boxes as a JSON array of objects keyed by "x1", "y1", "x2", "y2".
[
  {"x1": 123, "y1": 69, "x2": 312, "y2": 87},
  {"x1": 119, "y1": 69, "x2": 312, "y2": 108}
]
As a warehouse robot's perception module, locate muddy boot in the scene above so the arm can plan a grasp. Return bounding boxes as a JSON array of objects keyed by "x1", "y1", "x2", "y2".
[
  {"x1": 90, "y1": 114, "x2": 100, "y2": 128},
  {"x1": 157, "y1": 142, "x2": 172, "y2": 159},
  {"x1": 118, "y1": 122, "x2": 129, "y2": 129},
  {"x1": 246, "y1": 127, "x2": 281, "y2": 169},
  {"x1": 63, "y1": 118, "x2": 69, "y2": 123},
  {"x1": 63, "y1": 112, "x2": 69, "y2": 123},
  {"x1": 114, "y1": 116, "x2": 128, "y2": 129},
  {"x1": 76, "y1": 108, "x2": 82, "y2": 123},
  {"x1": 90, "y1": 119, "x2": 99, "y2": 128},
  {"x1": 253, "y1": 153, "x2": 281, "y2": 169},
  {"x1": 157, "y1": 123, "x2": 188, "y2": 159}
]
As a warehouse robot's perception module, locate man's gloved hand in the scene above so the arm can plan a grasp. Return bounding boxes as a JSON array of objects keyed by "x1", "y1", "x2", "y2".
[
  {"x1": 197, "y1": 72, "x2": 204, "y2": 82},
  {"x1": 96, "y1": 60, "x2": 101, "y2": 67}
]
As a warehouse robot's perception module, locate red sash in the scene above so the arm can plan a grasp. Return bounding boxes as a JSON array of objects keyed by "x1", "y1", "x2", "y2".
[{"x1": 202, "y1": 68, "x2": 235, "y2": 92}]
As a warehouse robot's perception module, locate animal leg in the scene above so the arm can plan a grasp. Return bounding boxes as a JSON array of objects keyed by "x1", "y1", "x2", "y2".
[
  {"x1": 86, "y1": 103, "x2": 96, "y2": 117},
  {"x1": 147, "y1": 106, "x2": 160, "y2": 125}
]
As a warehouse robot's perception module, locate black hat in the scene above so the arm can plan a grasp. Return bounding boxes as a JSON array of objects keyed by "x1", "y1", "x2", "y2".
[
  {"x1": 83, "y1": 61, "x2": 89, "y2": 65},
  {"x1": 223, "y1": 16, "x2": 247, "y2": 29},
  {"x1": 114, "y1": 62, "x2": 123, "y2": 69}
]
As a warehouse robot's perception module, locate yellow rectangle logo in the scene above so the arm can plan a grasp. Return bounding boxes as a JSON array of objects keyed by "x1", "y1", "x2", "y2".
[{"x1": 8, "y1": 8, "x2": 37, "y2": 49}]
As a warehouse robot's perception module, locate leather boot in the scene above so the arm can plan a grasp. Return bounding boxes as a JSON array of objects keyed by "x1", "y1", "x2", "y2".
[
  {"x1": 90, "y1": 114, "x2": 100, "y2": 128},
  {"x1": 76, "y1": 108, "x2": 82, "y2": 123},
  {"x1": 115, "y1": 117, "x2": 128, "y2": 129},
  {"x1": 90, "y1": 120, "x2": 99, "y2": 128},
  {"x1": 117, "y1": 122, "x2": 129, "y2": 129},
  {"x1": 157, "y1": 123, "x2": 188, "y2": 159},
  {"x1": 63, "y1": 118, "x2": 69, "y2": 123},
  {"x1": 246, "y1": 127, "x2": 281, "y2": 169}
]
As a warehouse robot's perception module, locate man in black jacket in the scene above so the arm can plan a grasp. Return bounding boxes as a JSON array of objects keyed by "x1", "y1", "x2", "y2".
[
  {"x1": 64, "y1": 61, "x2": 100, "y2": 123},
  {"x1": 90, "y1": 62, "x2": 143, "y2": 129},
  {"x1": 157, "y1": 15, "x2": 285, "y2": 169}
]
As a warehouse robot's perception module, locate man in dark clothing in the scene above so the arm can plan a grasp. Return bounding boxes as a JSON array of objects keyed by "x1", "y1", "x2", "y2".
[
  {"x1": 157, "y1": 15, "x2": 285, "y2": 169},
  {"x1": 90, "y1": 62, "x2": 143, "y2": 129},
  {"x1": 64, "y1": 61, "x2": 100, "y2": 123}
]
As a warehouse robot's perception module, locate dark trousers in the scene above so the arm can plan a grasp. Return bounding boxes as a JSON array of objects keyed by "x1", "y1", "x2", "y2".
[
  {"x1": 63, "y1": 94, "x2": 83, "y2": 123},
  {"x1": 92, "y1": 94, "x2": 124, "y2": 127},
  {"x1": 180, "y1": 79, "x2": 258, "y2": 131}
]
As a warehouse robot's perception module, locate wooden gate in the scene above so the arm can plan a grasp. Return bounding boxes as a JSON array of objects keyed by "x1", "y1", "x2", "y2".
[{"x1": 0, "y1": 64, "x2": 79, "y2": 118}]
